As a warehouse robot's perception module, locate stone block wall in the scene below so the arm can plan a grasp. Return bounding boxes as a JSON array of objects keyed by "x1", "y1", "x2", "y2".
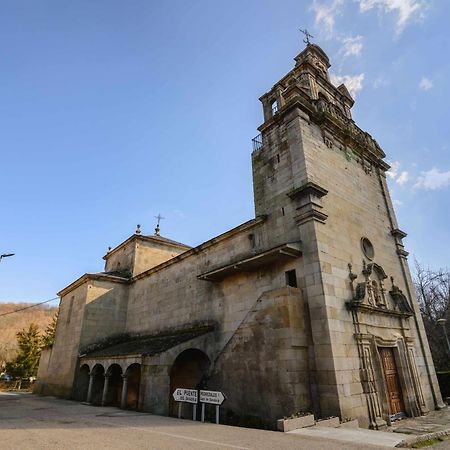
[{"x1": 34, "y1": 283, "x2": 88, "y2": 397}]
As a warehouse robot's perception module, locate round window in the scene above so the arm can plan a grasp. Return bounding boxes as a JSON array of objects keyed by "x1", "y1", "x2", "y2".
[{"x1": 361, "y1": 237, "x2": 375, "y2": 260}]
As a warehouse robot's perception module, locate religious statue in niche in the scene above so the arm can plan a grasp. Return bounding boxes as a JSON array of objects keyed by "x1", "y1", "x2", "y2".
[{"x1": 349, "y1": 261, "x2": 388, "y2": 308}]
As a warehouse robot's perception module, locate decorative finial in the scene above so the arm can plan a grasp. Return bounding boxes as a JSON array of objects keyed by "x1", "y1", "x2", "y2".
[
  {"x1": 299, "y1": 28, "x2": 314, "y2": 45},
  {"x1": 107, "y1": 246, "x2": 112, "y2": 253},
  {"x1": 135, "y1": 224, "x2": 141, "y2": 235},
  {"x1": 154, "y1": 213, "x2": 165, "y2": 236}
]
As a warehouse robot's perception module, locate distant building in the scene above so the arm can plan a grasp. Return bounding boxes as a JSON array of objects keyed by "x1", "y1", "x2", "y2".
[{"x1": 35, "y1": 43, "x2": 444, "y2": 429}]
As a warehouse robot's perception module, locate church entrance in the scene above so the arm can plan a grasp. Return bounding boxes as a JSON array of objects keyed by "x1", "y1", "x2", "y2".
[
  {"x1": 169, "y1": 349, "x2": 210, "y2": 418},
  {"x1": 379, "y1": 347, "x2": 405, "y2": 418}
]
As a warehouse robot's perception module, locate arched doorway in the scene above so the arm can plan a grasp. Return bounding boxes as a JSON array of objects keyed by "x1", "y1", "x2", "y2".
[
  {"x1": 104, "y1": 364, "x2": 123, "y2": 407},
  {"x1": 169, "y1": 349, "x2": 210, "y2": 417},
  {"x1": 90, "y1": 363, "x2": 105, "y2": 406},
  {"x1": 124, "y1": 363, "x2": 141, "y2": 410},
  {"x1": 74, "y1": 364, "x2": 90, "y2": 401}
]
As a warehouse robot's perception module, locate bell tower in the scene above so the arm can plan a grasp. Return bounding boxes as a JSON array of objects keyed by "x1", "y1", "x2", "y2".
[{"x1": 251, "y1": 43, "x2": 443, "y2": 425}]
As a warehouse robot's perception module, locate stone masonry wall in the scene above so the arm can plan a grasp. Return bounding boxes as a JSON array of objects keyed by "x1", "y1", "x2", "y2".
[
  {"x1": 79, "y1": 279, "x2": 129, "y2": 349},
  {"x1": 34, "y1": 283, "x2": 88, "y2": 397},
  {"x1": 133, "y1": 240, "x2": 188, "y2": 277},
  {"x1": 209, "y1": 286, "x2": 312, "y2": 426},
  {"x1": 295, "y1": 109, "x2": 440, "y2": 421}
]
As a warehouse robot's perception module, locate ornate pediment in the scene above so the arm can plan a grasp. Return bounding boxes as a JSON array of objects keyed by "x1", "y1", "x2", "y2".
[{"x1": 346, "y1": 262, "x2": 413, "y2": 317}]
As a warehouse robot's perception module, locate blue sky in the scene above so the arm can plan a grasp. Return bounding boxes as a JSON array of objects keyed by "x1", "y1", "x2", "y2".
[{"x1": 0, "y1": 0, "x2": 448, "y2": 304}]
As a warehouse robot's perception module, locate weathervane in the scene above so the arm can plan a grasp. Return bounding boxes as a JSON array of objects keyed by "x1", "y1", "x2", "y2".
[
  {"x1": 154, "y1": 213, "x2": 165, "y2": 236},
  {"x1": 299, "y1": 28, "x2": 314, "y2": 45}
]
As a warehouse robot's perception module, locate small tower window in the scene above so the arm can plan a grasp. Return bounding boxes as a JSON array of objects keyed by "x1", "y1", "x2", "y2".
[
  {"x1": 285, "y1": 269, "x2": 297, "y2": 287},
  {"x1": 271, "y1": 99, "x2": 278, "y2": 115}
]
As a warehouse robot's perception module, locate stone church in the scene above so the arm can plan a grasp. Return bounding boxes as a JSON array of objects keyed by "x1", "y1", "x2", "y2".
[{"x1": 35, "y1": 42, "x2": 444, "y2": 429}]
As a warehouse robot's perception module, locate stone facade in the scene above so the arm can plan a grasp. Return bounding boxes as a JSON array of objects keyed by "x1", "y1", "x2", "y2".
[{"x1": 35, "y1": 43, "x2": 444, "y2": 429}]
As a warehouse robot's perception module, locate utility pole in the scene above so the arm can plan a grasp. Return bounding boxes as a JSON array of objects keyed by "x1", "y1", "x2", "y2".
[{"x1": 437, "y1": 318, "x2": 450, "y2": 356}]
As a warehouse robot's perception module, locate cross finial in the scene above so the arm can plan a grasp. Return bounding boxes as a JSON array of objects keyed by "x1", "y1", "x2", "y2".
[
  {"x1": 154, "y1": 213, "x2": 165, "y2": 236},
  {"x1": 299, "y1": 28, "x2": 314, "y2": 45}
]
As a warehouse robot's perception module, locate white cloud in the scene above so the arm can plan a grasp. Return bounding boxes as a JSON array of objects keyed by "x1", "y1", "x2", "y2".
[
  {"x1": 392, "y1": 198, "x2": 403, "y2": 206},
  {"x1": 357, "y1": 0, "x2": 429, "y2": 34},
  {"x1": 387, "y1": 162, "x2": 410, "y2": 186},
  {"x1": 341, "y1": 35, "x2": 364, "y2": 58},
  {"x1": 330, "y1": 73, "x2": 365, "y2": 97},
  {"x1": 311, "y1": 0, "x2": 344, "y2": 37},
  {"x1": 413, "y1": 168, "x2": 450, "y2": 190},
  {"x1": 396, "y1": 171, "x2": 409, "y2": 186},
  {"x1": 373, "y1": 76, "x2": 390, "y2": 89},
  {"x1": 386, "y1": 160, "x2": 400, "y2": 179},
  {"x1": 419, "y1": 77, "x2": 433, "y2": 91}
]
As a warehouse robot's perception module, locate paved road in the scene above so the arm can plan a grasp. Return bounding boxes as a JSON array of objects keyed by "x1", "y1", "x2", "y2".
[{"x1": 0, "y1": 392, "x2": 419, "y2": 450}]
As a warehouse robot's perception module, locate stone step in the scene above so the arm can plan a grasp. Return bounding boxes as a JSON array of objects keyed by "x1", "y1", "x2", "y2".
[{"x1": 288, "y1": 426, "x2": 411, "y2": 448}]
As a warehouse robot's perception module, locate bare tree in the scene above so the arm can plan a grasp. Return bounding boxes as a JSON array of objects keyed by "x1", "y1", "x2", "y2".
[{"x1": 414, "y1": 260, "x2": 450, "y2": 371}]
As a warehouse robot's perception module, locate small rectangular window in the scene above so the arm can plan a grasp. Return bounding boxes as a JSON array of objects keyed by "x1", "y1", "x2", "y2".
[
  {"x1": 285, "y1": 269, "x2": 297, "y2": 288},
  {"x1": 271, "y1": 100, "x2": 278, "y2": 115}
]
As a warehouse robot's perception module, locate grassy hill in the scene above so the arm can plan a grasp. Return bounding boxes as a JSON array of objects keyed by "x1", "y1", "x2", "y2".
[{"x1": 0, "y1": 302, "x2": 58, "y2": 369}]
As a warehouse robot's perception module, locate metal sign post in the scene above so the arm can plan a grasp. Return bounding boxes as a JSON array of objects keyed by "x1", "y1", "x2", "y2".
[
  {"x1": 173, "y1": 388, "x2": 225, "y2": 423},
  {"x1": 172, "y1": 388, "x2": 198, "y2": 421},
  {"x1": 199, "y1": 390, "x2": 226, "y2": 424},
  {"x1": 201, "y1": 403, "x2": 205, "y2": 422}
]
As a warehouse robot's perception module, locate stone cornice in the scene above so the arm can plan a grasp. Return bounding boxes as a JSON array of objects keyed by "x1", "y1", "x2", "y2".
[
  {"x1": 346, "y1": 301, "x2": 413, "y2": 318},
  {"x1": 391, "y1": 228, "x2": 407, "y2": 240},
  {"x1": 313, "y1": 98, "x2": 386, "y2": 160},
  {"x1": 132, "y1": 216, "x2": 267, "y2": 282},
  {"x1": 57, "y1": 273, "x2": 129, "y2": 298},
  {"x1": 103, "y1": 234, "x2": 191, "y2": 261},
  {"x1": 287, "y1": 181, "x2": 328, "y2": 200},
  {"x1": 258, "y1": 92, "x2": 389, "y2": 172}
]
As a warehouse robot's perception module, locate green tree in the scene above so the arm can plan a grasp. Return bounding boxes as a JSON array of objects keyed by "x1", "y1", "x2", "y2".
[
  {"x1": 41, "y1": 311, "x2": 58, "y2": 348},
  {"x1": 5, "y1": 323, "x2": 42, "y2": 379}
]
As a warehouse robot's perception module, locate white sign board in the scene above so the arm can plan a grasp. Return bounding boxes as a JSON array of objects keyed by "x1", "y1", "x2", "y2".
[
  {"x1": 199, "y1": 390, "x2": 226, "y2": 405},
  {"x1": 172, "y1": 388, "x2": 198, "y2": 404}
]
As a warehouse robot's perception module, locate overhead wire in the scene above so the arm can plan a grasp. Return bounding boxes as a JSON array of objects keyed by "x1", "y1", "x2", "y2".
[{"x1": 0, "y1": 297, "x2": 60, "y2": 317}]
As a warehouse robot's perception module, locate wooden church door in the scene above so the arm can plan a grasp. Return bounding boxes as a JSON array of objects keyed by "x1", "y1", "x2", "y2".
[{"x1": 379, "y1": 347, "x2": 405, "y2": 415}]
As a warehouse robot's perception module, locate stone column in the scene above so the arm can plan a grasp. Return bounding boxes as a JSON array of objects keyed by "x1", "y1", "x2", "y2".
[
  {"x1": 101, "y1": 374, "x2": 110, "y2": 407},
  {"x1": 120, "y1": 374, "x2": 128, "y2": 409},
  {"x1": 86, "y1": 372, "x2": 94, "y2": 404}
]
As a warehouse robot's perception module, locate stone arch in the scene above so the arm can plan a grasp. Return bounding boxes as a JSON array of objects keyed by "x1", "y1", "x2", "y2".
[
  {"x1": 169, "y1": 348, "x2": 211, "y2": 417},
  {"x1": 124, "y1": 363, "x2": 141, "y2": 410},
  {"x1": 105, "y1": 364, "x2": 123, "y2": 407},
  {"x1": 74, "y1": 364, "x2": 90, "y2": 401},
  {"x1": 90, "y1": 363, "x2": 105, "y2": 406}
]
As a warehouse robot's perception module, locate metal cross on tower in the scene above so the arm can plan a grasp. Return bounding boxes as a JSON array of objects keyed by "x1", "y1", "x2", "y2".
[
  {"x1": 299, "y1": 28, "x2": 314, "y2": 45},
  {"x1": 154, "y1": 213, "x2": 165, "y2": 236}
]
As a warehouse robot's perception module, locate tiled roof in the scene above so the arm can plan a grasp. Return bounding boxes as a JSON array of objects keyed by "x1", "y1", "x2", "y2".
[{"x1": 83, "y1": 325, "x2": 214, "y2": 358}]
